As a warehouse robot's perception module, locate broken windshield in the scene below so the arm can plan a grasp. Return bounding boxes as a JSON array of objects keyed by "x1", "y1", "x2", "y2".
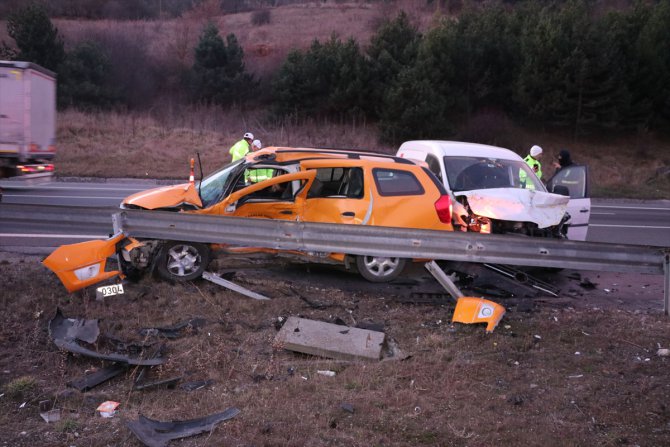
[
  {"x1": 198, "y1": 159, "x2": 244, "y2": 207},
  {"x1": 443, "y1": 156, "x2": 545, "y2": 192}
]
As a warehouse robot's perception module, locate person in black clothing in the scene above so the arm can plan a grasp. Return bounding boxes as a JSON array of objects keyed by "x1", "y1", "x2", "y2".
[{"x1": 553, "y1": 149, "x2": 573, "y2": 172}]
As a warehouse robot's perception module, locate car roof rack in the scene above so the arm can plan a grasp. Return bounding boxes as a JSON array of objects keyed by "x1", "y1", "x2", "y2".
[{"x1": 275, "y1": 147, "x2": 414, "y2": 165}]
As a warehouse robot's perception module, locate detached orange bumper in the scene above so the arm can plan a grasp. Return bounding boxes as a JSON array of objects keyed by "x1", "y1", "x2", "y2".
[
  {"x1": 43, "y1": 233, "x2": 126, "y2": 293},
  {"x1": 452, "y1": 297, "x2": 506, "y2": 333}
]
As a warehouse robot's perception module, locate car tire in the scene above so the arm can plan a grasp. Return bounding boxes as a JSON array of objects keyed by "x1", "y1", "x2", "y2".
[
  {"x1": 156, "y1": 241, "x2": 210, "y2": 282},
  {"x1": 355, "y1": 255, "x2": 406, "y2": 283}
]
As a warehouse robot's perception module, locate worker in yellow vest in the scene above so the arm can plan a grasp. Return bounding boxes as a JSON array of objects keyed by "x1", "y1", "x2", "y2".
[
  {"x1": 229, "y1": 132, "x2": 254, "y2": 162},
  {"x1": 246, "y1": 139, "x2": 274, "y2": 183},
  {"x1": 520, "y1": 145, "x2": 543, "y2": 189}
]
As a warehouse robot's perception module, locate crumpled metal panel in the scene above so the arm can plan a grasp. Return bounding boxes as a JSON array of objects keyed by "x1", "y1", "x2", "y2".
[
  {"x1": 48, "y1": 309, "x2": 164, "y2": 366},
  {"x1": 457, "y1": 188, "x2": 569, "y2": 228},
  {"x1": 126, "y1": 407, "x2": 240, "y2": 447}
]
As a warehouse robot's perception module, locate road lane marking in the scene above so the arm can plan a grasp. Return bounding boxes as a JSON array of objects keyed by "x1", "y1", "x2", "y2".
[
  {"x1": 590, "y1": 224, "x2": 670, "y2": 229},
  {"x1": 0, "y1": 184, "x2": 151, "y2": 191},
  {"x1": 0, "y1": 233, "x2": 106, "y2": 238},
  {"x1": 593, "y1": 205, "x2": 670, "y2": 211},
  {"x1": 4, "y1": 194, "x2": 123, "y2": 200}
]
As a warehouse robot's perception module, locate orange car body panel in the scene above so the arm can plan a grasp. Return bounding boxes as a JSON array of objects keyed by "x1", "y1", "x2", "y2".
[
  {"x1": 123, "y1": 183, "x2": 202, "y2": 210},
  {"x1": 452, "y1": 297, "x2": 506, "y2": 332},
  {"x1": 42, "y1": 233, "x2": 126, "y2": 293}
]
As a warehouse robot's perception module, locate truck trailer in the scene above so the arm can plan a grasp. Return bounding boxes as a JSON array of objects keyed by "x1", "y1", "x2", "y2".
[{"x1": 0, "y1": 60, "x2": 56, "y2": 178}]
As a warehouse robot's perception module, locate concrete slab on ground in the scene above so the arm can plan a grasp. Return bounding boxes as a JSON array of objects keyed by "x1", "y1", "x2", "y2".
[{"x1": 275, "y1": 316, "x2": 385, "y2": 361}]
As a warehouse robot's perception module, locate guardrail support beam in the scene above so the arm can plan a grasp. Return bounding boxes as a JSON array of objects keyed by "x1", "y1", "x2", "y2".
[{"x1": 664, "y1": 254, "x2": 670, "y2": 316}]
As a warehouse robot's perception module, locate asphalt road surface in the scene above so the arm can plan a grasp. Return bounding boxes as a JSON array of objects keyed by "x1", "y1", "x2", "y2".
[{"x1": 1, "y1": 177, "x2": 669, "y2": 251}]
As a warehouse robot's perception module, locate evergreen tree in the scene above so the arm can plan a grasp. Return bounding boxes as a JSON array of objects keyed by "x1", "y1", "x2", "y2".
[
  {"x1": 58, "y1": 41, "x2": 118, "y2": 109},
  {"x1": 273, "y1": 36, "x2": 368, "y2": 119},
  {"x1": 190, "y1": 22, "x2": 255, "y2": 105},
  {"x1": 6, "y1": 3, "x2": 65, "y2": 71},
  {"x1": 366, "y1": 12, "x2": 421, "y2": 119},
  {"x1": 637, "y1": 0, "x2": 670, "y2": 130}
]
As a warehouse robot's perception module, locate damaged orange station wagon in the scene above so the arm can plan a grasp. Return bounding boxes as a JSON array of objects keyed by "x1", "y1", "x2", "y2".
[{"x1": 45, "y1": 147, "x2": 454, "y2": 292}]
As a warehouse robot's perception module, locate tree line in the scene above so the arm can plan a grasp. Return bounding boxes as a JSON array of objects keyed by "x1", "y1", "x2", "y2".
[{"x1": 2, "y1": 1, "x2": 668, "y2": 143}]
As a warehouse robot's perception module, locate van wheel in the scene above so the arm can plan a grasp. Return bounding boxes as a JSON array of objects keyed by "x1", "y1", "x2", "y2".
[
  {"x1": 355, "y1": 255, "x2": 406, "y2": 283},
  {"x1": 156, "y1": 241, "x2": 210, "y2": 282}
]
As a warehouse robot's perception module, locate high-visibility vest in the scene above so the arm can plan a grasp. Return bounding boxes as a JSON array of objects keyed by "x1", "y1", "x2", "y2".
[
  {"x1": 246, "y1": 168, "x2": 273, "y2": 183},
  {"x1": 520, "y1": 155, "x2": 542, "y2": 189},
  {"x1": 524, "y1": 155, "x2": 542, "y2": 179},
  {"x1": 229, "y1": 140, "x2": 249, "y2": 162}
]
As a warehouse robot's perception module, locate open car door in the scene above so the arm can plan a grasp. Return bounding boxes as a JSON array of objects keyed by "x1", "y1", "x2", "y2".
[
  {"x1": 200, "y1": 170, "x2": 316, "y2": 220},
  {"x1": 546, "y1": 165, "x2": 591, "y2": 241}
]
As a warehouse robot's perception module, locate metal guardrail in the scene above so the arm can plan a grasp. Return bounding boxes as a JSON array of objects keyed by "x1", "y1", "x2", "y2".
[
  {"x1": 113, "y1": 209, "x2": 670, "y2": 312},
  {"x1": 114, "y1": 209, "x2": 666, "y2": 273},
  {"x1": 1, "y1": 204, "x2": 668, "y2": 312},
  {"x1": 0, "y1": 204, "x2": 116, "y2": 236}
]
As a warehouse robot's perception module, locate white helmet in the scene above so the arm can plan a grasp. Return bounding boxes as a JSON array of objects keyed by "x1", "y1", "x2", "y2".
[
  {"x1": 243, "y1": 132, "x2": 254, "y2": 140},
  {"x1": 530, "y1": 145, "x2": 543, "y2": 158},
  {"x1": 252, "y1": 139, "x2": 262, "y2": 150}
]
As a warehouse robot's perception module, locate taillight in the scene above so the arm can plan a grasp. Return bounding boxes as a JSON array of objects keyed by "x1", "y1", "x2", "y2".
[{"x1": 434, "y1": 195, "x2": 452, "y2": 224}]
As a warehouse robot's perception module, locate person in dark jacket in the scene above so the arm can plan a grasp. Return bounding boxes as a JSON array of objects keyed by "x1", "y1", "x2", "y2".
[{"x1": 553, "y1": 149, "x2": 573, "y2": 172}]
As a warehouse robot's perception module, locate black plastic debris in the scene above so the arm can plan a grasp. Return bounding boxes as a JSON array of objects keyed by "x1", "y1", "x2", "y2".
[
  {"x1": 579, "y1": 277, "x2": 597, "y2": 289},
  {"x1": 139, "y1": 318, "x2": 208, "y2": 339},
  {"x1": 49, "y1": 309, "x2": 164, "y2": 366},
  {"x1": 126, "y1": 407, "x2": 240, "y2": 447},
  {"x1": 68, "y1": 363, "x2": 128, "y2": 392},
  {"x1": 133, "y1": 376, "x2": 181, "y2": 391},
  {"x1": 49, "y1": 308, "x2": 100, "y2": 344},
  {"x1": 179, "y1": 380, "x2": 214, "y2": 392}
]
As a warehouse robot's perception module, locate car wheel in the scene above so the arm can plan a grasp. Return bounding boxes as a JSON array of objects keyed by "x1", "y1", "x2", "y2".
[
  {"x1": 156, "y1": 241, "x2": 210, "y2": 282},
  {"x1": 355, "y1": 255, "x2": 406, "y2": 283}
]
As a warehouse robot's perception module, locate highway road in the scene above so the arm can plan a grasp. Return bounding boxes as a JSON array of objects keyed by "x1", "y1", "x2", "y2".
[{"x1": 1, "y1": 177, "x2": 669, "y2": 251}]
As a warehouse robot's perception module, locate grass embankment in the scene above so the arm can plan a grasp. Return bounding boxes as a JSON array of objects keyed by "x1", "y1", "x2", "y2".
[{"x1": 56, "y1": 109, "x2": 670, "y2": 199}]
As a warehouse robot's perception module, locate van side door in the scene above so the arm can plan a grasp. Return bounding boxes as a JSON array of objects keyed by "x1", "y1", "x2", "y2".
[{"x1": 546, "y1": 165, "x2": 591, "y2": 241}]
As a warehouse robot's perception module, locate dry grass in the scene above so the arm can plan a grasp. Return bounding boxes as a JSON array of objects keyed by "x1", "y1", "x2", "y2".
[
  {"x1": 0, "y1": 253, "x2": 669, "y2": 446},
  {"x1": 56, "y1": 107, "x2": 383, "y2": 179},
  {"x1": 56, "y1": 108, "x2": 670, "y2": 198}
]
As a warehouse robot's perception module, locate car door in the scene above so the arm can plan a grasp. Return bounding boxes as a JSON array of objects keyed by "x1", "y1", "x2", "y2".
[
  {"x1": 198, "y1": 170, "x2": 316, "y2": 221},
  {"x1": 300, "y1": 161, "x2": 372, "y2": 225},
  {"x1": 546, "y1": 165, "x2": 591, "y2": 241}
]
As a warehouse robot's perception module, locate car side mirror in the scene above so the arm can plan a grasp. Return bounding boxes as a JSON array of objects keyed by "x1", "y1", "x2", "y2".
[{"x1": 552, "y1": 185, "x2": 570, "y2": 197}]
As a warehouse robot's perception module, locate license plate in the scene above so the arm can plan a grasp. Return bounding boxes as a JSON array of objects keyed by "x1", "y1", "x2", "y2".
[{"x1": 96, "y1": 284, "x2": 124, "y2": 297}]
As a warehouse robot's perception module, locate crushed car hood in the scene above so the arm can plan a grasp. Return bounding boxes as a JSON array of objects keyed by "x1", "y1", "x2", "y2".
[
  {"x1": 457, "y1": 188, "x2": 569, "y2": 228},
  {"x1": 123, "y1": 183, "x2": 202, "y2": 210}
]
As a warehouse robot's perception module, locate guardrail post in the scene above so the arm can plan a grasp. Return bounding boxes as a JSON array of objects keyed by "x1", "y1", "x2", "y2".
[
  {"x1": 112, "y1": 212, "x2": 122, "y2": 235},
  {"x1": 664, "y1": 254, "x2": 670, "y2": 316}
]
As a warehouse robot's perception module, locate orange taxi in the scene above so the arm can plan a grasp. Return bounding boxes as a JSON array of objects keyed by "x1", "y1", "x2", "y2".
[{"x1": 44, "y1": 147, "x2": 453, "y2": 291}]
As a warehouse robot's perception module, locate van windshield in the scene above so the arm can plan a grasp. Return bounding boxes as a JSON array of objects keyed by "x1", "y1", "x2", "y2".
[{"x1": 443, "y1": 156, "x2": 545, "y2": 192}]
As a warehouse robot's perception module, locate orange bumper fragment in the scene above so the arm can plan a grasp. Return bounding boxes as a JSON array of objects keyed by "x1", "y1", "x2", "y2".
[
  {"x1": 43, "y1": 233, "x2": 126, "y2": 293},
  {"x1": 452, "y1": 297, "x2": 506, "y2": 333}
]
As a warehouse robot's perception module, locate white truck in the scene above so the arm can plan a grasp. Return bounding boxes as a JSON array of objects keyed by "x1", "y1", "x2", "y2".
[
  {"x1": 0, "y1": 60, "x2": 56, "y2": 179},
  {"x1": 396, "y1": 140, "x2": 591, "y2": 241}
]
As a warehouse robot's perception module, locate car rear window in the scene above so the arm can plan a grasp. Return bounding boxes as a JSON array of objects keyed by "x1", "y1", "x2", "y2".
[{"x1": 372, "y1": 168, "x2": 424, "y2": 196}]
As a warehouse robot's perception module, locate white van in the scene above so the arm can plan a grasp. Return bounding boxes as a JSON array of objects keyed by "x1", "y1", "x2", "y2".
[{"x1": 397, "y1": 140, "x2": 591, "y2": 240}]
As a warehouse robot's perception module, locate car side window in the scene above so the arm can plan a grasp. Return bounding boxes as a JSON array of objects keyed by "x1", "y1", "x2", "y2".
[
  {"x1": 426, "y1": 155, "x2": 442, "y2": 182},
  {"x1": 546, "y1": 165, "x2": 589, "y2": 199},
  {"x1": 372, "y1": 168, "x2": 425, "y2": 196},
  {"x1": 239, "y1": 179, "x2": 300, "y2": 205},
  {"x1": 307, "y1": 167, "x2": 364, "y2": 199}
]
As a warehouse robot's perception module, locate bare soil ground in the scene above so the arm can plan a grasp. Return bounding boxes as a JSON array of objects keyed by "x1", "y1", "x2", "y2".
[{"x1": 1, "y1": 251, "x2": 669, "y2": 447}]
